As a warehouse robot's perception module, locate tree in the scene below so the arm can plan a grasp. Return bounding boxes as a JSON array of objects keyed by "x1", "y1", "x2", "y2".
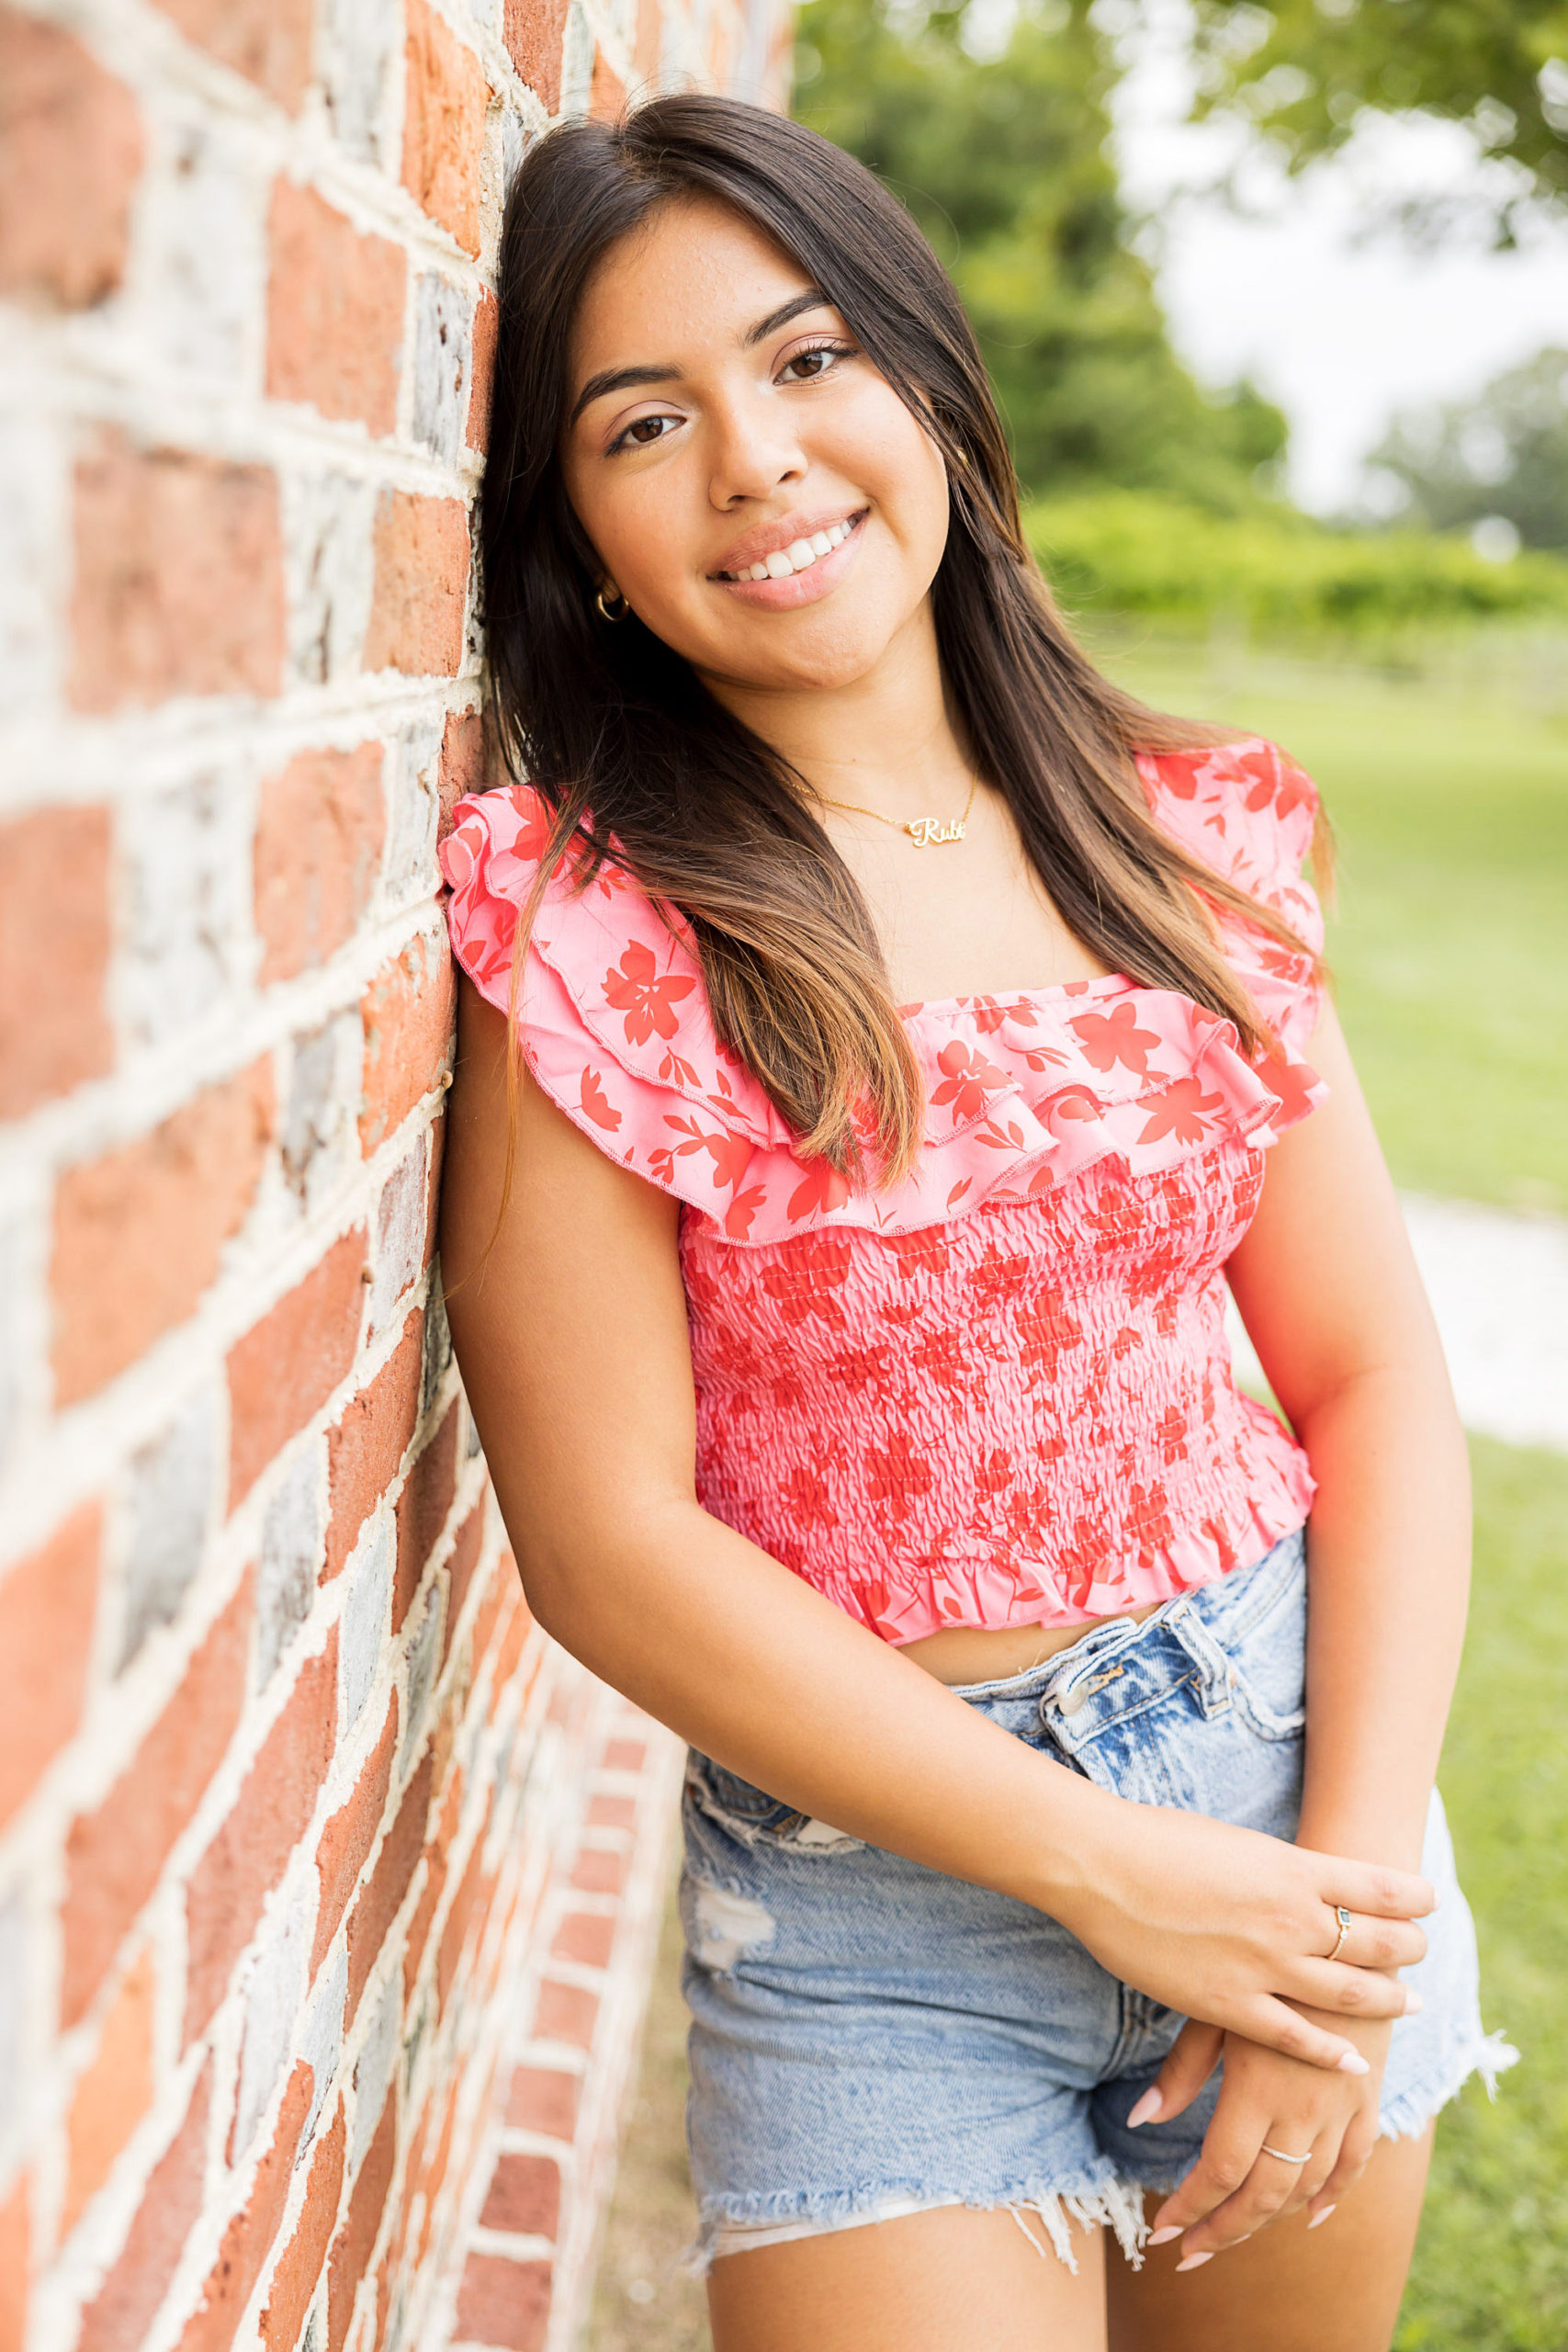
[
  {"x1": 1371, "y1": 346, "x2": 1568, "y2": 548},
  {"x1": 1184, "y1": 0, "x2": 1568, "y2": 241},
  {"x1": 794, "y1": 0, "x2": 1289, "y2": 505}
]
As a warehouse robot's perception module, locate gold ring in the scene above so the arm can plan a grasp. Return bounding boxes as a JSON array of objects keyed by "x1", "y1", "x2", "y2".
[{"x1": 1326, "y1": 1905, "x2": 1352, "y2": 1961}]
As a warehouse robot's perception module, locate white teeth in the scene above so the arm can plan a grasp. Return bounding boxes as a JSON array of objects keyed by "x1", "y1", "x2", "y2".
[
  {"x1": 764, "y1": 548, "x2": 794, "y2": 579},
  {"x1": 728, "y1": 517, "x2": 859, "y2": 582},
  {"x1": 784, "y1": 537, "x2": 816, "y2": 570},
  {"x1": 746, "y1": 562, "x2": 769, "y2": 582},
  {"x1": 810, "y1": 531, "x2": 832, "y2": 556}
]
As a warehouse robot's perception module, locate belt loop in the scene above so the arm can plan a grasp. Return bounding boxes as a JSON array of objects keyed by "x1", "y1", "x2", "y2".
[{"x1": 1166, "y1": 1602, "x2": 1235, "y2": 1718}]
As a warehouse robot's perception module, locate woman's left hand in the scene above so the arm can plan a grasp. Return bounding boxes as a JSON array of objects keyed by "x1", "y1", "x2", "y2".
[{"x1": 1131, "y1": 2010, "x2": 1394, "y2": 2261}]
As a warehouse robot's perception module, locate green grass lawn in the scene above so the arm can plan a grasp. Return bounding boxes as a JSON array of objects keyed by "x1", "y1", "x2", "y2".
[{"x1": 1108, "y1": 645, "x2": 1568, "y2": 1217}]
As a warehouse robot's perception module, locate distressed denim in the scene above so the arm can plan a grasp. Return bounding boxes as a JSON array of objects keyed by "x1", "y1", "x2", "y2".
[{"x1": 679, "y1": 1528, "x2": 1515, "y2": 2272}]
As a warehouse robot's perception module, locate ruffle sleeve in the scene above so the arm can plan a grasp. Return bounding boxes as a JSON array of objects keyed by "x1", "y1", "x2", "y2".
[{"x1": 439, "y1": 752, "x2": 1329, "y2": 1247}]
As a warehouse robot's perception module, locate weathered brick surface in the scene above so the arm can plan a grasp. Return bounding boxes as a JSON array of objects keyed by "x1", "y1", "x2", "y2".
[
  {"x1": 266, "y1": 182, "x2": 407, "y2": 438},
  {"x1": 1, "y1": 0, "x2": 784, "y2": 2345},
  {"x1": 254, "y1": 742, "x2": 387, "y2": 983},
  {"x1": 70, "y1": 433, "x2": 287, "y2": 711},
  {"x1": 51, "y1": 1062, "x2": 275, "y2": 1406},
  {"x1": 0, "y1": 10, "x2": 143, "y2": 309}
]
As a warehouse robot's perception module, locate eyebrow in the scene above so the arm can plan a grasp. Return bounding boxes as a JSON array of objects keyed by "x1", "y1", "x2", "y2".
[{"x1": 569, "y1": 288, "x2": 835, "y2": 427}]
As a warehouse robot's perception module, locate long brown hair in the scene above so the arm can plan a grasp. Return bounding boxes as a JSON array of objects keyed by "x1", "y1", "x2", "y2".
[{"x1": 480, "y1": 95, "x2": 1321, "y2": 1194}]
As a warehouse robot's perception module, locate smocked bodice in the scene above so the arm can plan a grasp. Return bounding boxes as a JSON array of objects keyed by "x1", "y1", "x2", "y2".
[{"x1": 440, "y1": 738, "x2": 1327, "y2": 1642}]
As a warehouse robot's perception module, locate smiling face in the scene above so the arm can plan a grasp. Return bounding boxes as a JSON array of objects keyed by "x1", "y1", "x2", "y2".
[{"x1": 558, "y1": 195, "x2": 953, "y2": 699}]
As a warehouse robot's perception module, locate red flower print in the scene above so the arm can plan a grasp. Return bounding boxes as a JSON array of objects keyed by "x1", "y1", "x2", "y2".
[
  {"x1": 885, "y1": 1227, "x2": 951, "y2": 1280},
  {"x1": 1020, "y1": 1043, "x2": 1069, "y2": 1074},
  {"x1": 579, "y1": 1068, "x2": 622, "y2": 1131},
  {"x1": 1255, "y1": 1050, "x2": 1321, "y2": 1129},
  {"x1": 1014, "y1": 1286, "x2": 1083, "y2": 1384},
  {"x1": 909, "y1": 1327, "x2": 976, "y2": 1396},
  {"x1": 969, "y1": 1244, "x2": 1032, "y2": 1312},
  {"x1": 603, "y1": 941, "x2": 696, "y2": 1045},
  {"x1": 977, "y1": 1116, "x2": 1028, "y2": 1152},
  {"x1": 864, "y1": 1430, "x2": 934, "y2": 1521},
  {"x1": 1155, "y1": 1407, "x2": 1189, "y2": 1464},
  {"x1": 723, "y1": 1185, "x2": 768, "y2": 1240},
  {"x1": 786, "y1": 1159, "x2": 852, "y2": 1224},
  {"x1": 930, "y1": 1039, "x2": 1010, "y2": 1125},
  {"x1": 1137, "y1": 1076, "x2": 1226, "y2": 1147},
  {"x1": 659, "y1": 1046, "x2": 702, "y2": 1090},
  {"x1": 760, "y1": 1234, "x2": 854, "y2": 1327},
  {"x1": 945, "y1": 1178, "x2": 974, "y2": 1211},
  {"x1": 1127, "y1": 1479, "x2": 1175, "y2": 1562},
  {"x1": 828, "y1": 1342, "x2": 896, "y2": 1396},
  {"x1": 1043, "y1": 1086, "x2": 1103, "y2": 1130},
  {"x1": 1198, "y1": 1514, "x2": 1239, "y2": 1572},
  {"x1": 1070, "y1": 1000, "x2": 1163, "y2": 1078},
  {"x1": 779, "y1": 1464, "x2": 838, "y2": 1529},
  {"x1": 975, "y1": 1447, "x2": 1014, "y2": 1497}
]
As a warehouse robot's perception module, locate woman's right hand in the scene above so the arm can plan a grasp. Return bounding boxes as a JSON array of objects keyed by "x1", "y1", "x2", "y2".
[{"x1": 1050, "y1": 1793, "x2": 1434, "y2": 2071}]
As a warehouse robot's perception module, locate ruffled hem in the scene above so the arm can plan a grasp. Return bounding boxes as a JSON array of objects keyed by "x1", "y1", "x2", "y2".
[
  {"x1": 786, "y1": 1464, "x2": 1315, "y2": 1648},
  {"x1": 438, "y1": 745, "x2": 1328, "y2": 1247}
]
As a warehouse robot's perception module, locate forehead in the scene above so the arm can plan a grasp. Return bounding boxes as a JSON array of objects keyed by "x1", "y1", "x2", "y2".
[{"x1": 569, "y1": 196, "x2": 815, "y2": 376}]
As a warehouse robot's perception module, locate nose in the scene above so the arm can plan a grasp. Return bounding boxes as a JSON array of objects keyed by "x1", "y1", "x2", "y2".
[{"x1": 705, "y1": 383, "x2": 807, "y2": 510}]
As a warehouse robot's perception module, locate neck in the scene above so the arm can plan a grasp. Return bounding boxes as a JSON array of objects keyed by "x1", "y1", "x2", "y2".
[{"x1": 697, "y1": 600, "x2": 974, "y2": 819}]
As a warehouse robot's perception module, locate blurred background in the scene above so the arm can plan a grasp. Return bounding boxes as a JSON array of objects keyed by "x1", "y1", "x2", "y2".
[{"x1": 589, "y1": 1, "x2": 1568, "y2": 2344}]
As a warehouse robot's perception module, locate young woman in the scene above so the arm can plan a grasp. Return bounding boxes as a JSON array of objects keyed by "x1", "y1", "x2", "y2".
[{"x1": 439, "y1": 96, "x2": 1508, "y2": 2352}]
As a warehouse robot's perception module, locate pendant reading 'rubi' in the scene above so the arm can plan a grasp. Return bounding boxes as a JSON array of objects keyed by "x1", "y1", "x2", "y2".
[{"x1": 905, "y1": 816, "x2": 968, "y2": 847}]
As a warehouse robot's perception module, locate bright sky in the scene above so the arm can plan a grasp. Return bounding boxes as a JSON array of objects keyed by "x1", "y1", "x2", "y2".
[{"x1": 1108, "y1": 11, "x2": 1568, "y2": 513}]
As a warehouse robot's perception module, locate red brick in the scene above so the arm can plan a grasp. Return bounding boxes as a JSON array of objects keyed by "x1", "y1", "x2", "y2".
[
  {"x1": 467, "y1": 291, "x2": 497, "y2": 454},
  {"x1": 63, "y1": 1945, "x2": 156, "y2": 2236},
  {"x1": 435, "y1": 705, "x2": 486, "y2": 839},
  {"x1": 327, "y1": 2087, "x2": 396, "y2": 2352},
  {"x1": 551, "y1": 1911, "x2": 614, "y2": 1970},
  {"x1": 77, "y1": 2056, "x2": 212, "y2": 2352},
  {"x1": 455, "y1": 2253, "x2": 551, "y2": 2352},
  {"x1": 70, "y1": 430, "x2": 285, "y2": 711},
  {"x1": 360, "y1": 929, "x2": 456, "y2": 1157},
  {"x1": 0, "y1": 1503, "x2": 99, "y2": 1834},
  {"x1": 51, "y1": 1061, "x2": 273, "y2": 1408},
  {"x1": 439, "y1": 1504, "x2": 485, "y2": 1668},
  {"x1": 63, "y1": 1579, "x2": 251, "y2": 2028},
  {"x1": 505, "y1": 2066, "x2": 580, "y2": 2140},
  {"x1": 323, "y1": 1307, "x2": 423, "y2": 1581},
  {"x1": 503, "y1": 0, "x2": 570, "y2": 110},
  {"x1": 401, "y1": 0, "x2": 487, "y2": 256},
  {"x1": 153, "y1": 0, "x2": 313, "y2": 111},
  {"x1": 401, "y1": 1763, "x2": 460, "y2": 1999},
  {"x1": 435, "y1": 1839, "x2": 486, "y2": 2016},
  {"x1": 603, "y1": 1737, "x2": 648, "y2": 1773},
  {"x1": 492, "y1": 1589, "x2": 533, "y2": 1691},
  {"x1": 0, "y1": 2174, "x2": 28, "y2": 2352},
  {"x1": 174, "y1": 2059, "x2": 311, "y2": 2352},
  {"x1": 589, "y1": 48, "x2": 626, "y2": 120},
  {"x1": 533, "y1": 1978, "x2": 598, "y2": 2051},
  {"x1": 254, "y1": 742, "x2": 385, "y2": 985},
  {"x1": 261, "y1": 2097, "x2": 345, "y2": 2348},
  {"x1": 184, "y1": 1632, "x2": 338, "y2": 2042},
  {"x1": 266, "y1": 181, "x2": 405, "y2": 436},
  {"x1": 569, "y1": 1844, "x2": 626, "y2": 1897},
  {"x1": 226, "y1": 1228, "x2": 367, "y2": 1508},
  {"x1": 394, "y1": 1401, "x2": 458, "y2": 1632},
  {"x1": 0, "y1": 806, "x2": 113, "y2": 1118},
  {"x1": 364, "y1": 492, "x2": 468, "y2": 678},
  {"x1": 313, "y1": 1692, "x2": 398, "y2": 1973},
  {"x1": 346, "y1": 1744, "x2": 434, "y2": 2024},
  {"x1": 479, "y1": 2152, "x2": 559, "y2": 2240},
  {"x1": 0, "y1": 12, "x2": 142, "y2": 309},
  {"x1": 414, "y1": 2072, "x2": 459, "y2": 2242},
  {"x1": 587, "y1": 1792, "x2": 637, "y2": 1830}
]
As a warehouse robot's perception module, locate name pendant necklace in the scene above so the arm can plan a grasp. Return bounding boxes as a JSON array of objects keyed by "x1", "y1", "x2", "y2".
[{"x1": 810, "y1": 770, "x2": 978, "y2": 848}]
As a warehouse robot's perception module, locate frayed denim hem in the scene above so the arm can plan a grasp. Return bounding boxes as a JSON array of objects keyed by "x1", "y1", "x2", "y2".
[
  {"x1": 1378, "y1": 2024, "x2": 1519, "y2": 2143},
  {"x1": 683, "y1": 2170, "x2": 1151, "y2": 2278}
]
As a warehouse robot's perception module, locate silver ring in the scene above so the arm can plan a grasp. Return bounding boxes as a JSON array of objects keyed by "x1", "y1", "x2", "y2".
[
  {"x1": 1326, "y1": 1905, "x2": 1352, "y2": 1961},
  {"x1": 1259, "y1": 2143, "x2": 1314, "y2": 2165}
]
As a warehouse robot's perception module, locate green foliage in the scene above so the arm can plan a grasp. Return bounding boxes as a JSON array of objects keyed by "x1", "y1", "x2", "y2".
[
  {"x1": 794, "y1": 0, "x2": 1288, "y2": 504},
  {"x1": 1373, "y1": 346, "x2": 1568, "y2": 550},
  {"x1": 1187, "y1": 0, "x2": 1568, "y2": 239},
  {"x1": 1027, "y1": 489, "x2": 1568, "y2": 640}
]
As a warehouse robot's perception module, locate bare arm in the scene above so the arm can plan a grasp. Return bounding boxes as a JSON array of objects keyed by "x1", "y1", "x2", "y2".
[
  {"x1": 1228, "y1": 996, "x2": 1470, "y2": 1871},
  {"x1": 441, "y1": 975, "x2": 1433, "y2": 2064}
]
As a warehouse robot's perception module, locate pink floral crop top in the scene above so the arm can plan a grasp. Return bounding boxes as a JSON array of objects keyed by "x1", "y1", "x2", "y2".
[{"x1": 440, "y1": 739, "x2": 1328, "y2": 1645}]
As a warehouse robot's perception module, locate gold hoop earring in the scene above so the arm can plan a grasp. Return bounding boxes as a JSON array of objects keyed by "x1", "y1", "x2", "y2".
[{"x1": 594, "y1": 584, "x2": 630, "y2": 622}]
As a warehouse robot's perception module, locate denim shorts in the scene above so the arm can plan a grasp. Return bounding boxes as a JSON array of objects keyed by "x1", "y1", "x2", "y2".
[{"x1": 678, "y1": 1528, "x2": 1515, "y2": 2272}]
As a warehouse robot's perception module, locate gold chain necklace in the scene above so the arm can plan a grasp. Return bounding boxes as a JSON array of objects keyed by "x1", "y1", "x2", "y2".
[{"x1": 809, "y1": 771, "x2": 979, "y2": 849}]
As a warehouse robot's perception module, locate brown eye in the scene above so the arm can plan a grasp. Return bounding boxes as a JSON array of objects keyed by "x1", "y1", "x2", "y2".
[{"x1": 611, "y1": 413, "x2": 679, "y2": 453}]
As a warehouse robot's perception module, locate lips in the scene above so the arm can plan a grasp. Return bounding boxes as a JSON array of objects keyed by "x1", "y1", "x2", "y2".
[{"x1": 710, "y1": 507, "x2": 868, "y2": 582}]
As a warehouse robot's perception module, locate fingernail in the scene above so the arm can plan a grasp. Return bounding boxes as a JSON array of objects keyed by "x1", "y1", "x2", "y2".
[
  {"x1": 1308, "y1": 2204, "x2": 1337, "y2": 2230},
  {"x1": 1403, "y1": 1989, "x2": 1424, "y2": 2015},
  {"x1": 1146, "y1": 2225, "x2": 1182, "y2": 2245},
  {"x1": 1126, "y1": 2087, "x2": 1163, "y2": 2130},
  {"x1": 1176, "y1": 2250, "x2": 1215, "y2": 2271},
  {"x1": 1337, "y1": 2050, "x2": 1371, "y2": 2075}
]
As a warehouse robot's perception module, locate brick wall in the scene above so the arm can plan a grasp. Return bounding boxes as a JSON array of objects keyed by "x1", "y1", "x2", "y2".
[{"x1": 0, "y1": 5, "x2": 788, "y2": 2349}]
